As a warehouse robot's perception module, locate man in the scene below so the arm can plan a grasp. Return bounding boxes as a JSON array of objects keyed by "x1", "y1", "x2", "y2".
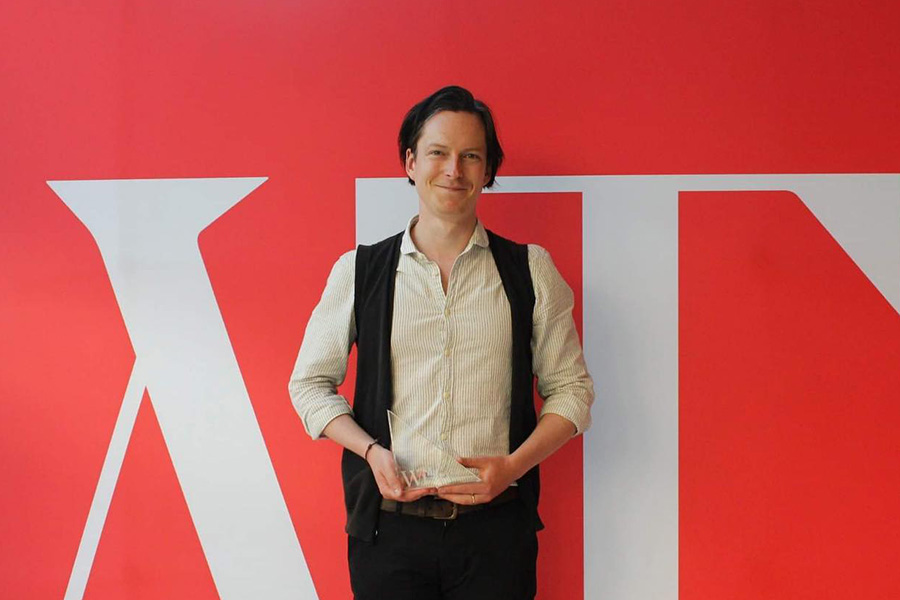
[{"x1": 289, "y1": 85, "x2": 593, "y2": 599}]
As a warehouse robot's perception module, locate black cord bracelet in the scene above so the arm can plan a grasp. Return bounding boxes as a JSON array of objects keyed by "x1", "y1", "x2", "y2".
[{"x1": 364, "y1": 439, "x2": 380, "y2": 462}]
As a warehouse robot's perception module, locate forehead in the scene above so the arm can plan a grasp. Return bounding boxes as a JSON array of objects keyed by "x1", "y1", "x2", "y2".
[{"x1": 416, "y1": 110, "x2": 486, "y2": 149}]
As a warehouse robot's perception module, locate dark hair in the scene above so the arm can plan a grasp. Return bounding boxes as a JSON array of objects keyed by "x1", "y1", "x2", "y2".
[{"x1": 398, "y1": 85, "x2": 504, "y2": 188}]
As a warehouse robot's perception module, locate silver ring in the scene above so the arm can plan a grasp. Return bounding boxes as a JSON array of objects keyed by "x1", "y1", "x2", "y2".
[{"x1": 470, "y1": 493, "x2": 476, "y2": 505}]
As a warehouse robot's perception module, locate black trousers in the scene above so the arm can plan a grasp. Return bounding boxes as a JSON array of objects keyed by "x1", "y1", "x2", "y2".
[{"x1": 348, "y1": 500, "x2": 538, "y2": 600}]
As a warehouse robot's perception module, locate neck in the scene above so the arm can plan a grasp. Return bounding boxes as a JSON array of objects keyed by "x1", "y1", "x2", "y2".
[{"x1": 410, "y1": 212, "x2": 477, "y2": 263}]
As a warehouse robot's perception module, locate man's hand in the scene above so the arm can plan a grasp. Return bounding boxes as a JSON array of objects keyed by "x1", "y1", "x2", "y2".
[
  {"x1": 366, "y1": 444, "x2": 435, "y2": 502},
  {"x1": 435, "y1": 455, "x2": 520, "y2": 505},
  {"x1": 437, "y1": 415, "x2": 577, "y2": 505}
]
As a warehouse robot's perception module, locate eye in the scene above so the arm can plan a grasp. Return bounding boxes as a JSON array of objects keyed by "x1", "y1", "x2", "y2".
[{"x1": 429, "y1": 149, "x2": 444, "y2": 156}]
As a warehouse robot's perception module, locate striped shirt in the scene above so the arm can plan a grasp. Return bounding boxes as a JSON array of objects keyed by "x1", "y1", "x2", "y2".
[{"x1": 288, "y1": 217, "x2": 594, "y2": 461}]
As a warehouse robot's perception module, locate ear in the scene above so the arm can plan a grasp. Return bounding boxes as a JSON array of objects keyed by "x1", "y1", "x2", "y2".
[{"x1": 405, "y1": 148, "x2": 416, "y2": 182}]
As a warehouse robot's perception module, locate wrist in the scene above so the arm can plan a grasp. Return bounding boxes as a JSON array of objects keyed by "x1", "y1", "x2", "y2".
[
  {"x1": 505, "y1": 451, "x2": 529, "y2": 482},
  {"x1": 363, "y1": 439, "x2": 380, "y2": 463}
]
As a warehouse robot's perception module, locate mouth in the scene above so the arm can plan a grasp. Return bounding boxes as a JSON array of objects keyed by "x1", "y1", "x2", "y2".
[{"x1": 436, "y1": 185, "x2": 468, "y2": 192}]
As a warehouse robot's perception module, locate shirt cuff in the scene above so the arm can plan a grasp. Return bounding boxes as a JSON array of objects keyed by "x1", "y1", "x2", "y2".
[
  {"x1": 304, "y1": 401, "x2": 354, "y2": 440},
  {"x1": 539, "y1": 396, "x2": 592, "y2": 436}
]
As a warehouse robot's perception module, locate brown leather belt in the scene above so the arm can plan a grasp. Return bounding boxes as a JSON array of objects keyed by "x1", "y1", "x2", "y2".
[{"x1": 380, "y1": 487, "x2": 518, "y2": 520}]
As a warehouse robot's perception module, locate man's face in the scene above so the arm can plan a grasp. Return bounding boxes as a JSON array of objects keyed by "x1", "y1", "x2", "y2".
[{"x1": 405, "y1": 110, "x2": 490, "y2": 223}]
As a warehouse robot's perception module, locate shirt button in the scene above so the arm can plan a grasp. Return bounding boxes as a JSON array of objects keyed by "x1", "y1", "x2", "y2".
[
  {"x1": 442, "y1": 391, "x2": 450, "y2": 399},
  {"x1": 444, "y1": 308, "x2": 450, "y2": 317},
  {"x1": 440, "y1": 432, "x2": 449, "y2": 441},
  {"x1": 444, "y1": 348, "x2": 451, "y2": 357}
]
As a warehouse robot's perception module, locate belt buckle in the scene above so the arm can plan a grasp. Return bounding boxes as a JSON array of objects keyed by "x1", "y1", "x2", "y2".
[{"x1": 432, "y1": 501, "x2": 458, "y2": 520}]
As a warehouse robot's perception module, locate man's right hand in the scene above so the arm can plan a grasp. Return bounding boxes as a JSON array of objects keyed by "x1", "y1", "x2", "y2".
[
  {"x1": 366, "y1": 444, "x2": 435, "y2": 502},
  {"x1": 320, "y1": 415, "x2": 434, "y2": 501}
]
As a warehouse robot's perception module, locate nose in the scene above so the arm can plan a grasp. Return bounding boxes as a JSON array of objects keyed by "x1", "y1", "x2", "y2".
[{"x1": 444, "y1": 155, "x2": 462, "y2": 179}]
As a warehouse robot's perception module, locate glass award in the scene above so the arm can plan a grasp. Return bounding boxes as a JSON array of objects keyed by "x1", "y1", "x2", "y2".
[{"x1": 387, "y1": 410, "x2": 482, "y2": 489}]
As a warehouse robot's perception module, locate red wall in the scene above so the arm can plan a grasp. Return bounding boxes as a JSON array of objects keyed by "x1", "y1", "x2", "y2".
[{"x1": 2, "y1": 1, "x2": 899, "y2": 598}]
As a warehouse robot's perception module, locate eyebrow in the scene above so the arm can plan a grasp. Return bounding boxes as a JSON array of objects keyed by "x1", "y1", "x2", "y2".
[{"x1": 425, "y1": 143, "x2": 485, "y2": 152}]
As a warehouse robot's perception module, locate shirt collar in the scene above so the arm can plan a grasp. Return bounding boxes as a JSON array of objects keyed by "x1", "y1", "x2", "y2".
[{"x1": 400, "y1": 215, "x2": 489, "y2": 256}]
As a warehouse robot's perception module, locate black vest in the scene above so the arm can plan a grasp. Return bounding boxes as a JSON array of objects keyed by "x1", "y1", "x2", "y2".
[{"x1": 342, "y1": 229, "x2": 543, "y2": 541}]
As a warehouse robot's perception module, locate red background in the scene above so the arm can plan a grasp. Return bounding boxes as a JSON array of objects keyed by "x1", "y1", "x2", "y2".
[{"x1": 2, "y1": 0, "x2": 899, "y2": 597}]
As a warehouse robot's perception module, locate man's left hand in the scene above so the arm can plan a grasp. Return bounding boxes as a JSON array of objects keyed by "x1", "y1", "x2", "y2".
[{"x1": 435, "y1": 455, "x2": 520, "y2": 505}]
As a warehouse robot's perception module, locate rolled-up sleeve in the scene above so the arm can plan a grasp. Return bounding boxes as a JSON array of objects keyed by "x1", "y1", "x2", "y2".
[
  {"x1": 288, "y1": 250, "x2": 357, "y2": 439},
  {"x1": 529, "y1": 245, "x2": 595, "y2": 435}
]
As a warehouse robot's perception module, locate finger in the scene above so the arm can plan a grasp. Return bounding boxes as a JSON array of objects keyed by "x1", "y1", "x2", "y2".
[
  {"x1": 372, "y1": 472, "x2": 396, "y2": 500},
  {"x1": 437, "y1": 492, "x2": 484, "y2": 505},
  {"x1": 456, "y1": 456, "x2": 485, "y2": 468},
  {"x1": 437, "y1": 483, "x2": 487, "y2": 495},
  {"x1": 379, "y1": 466, "x2": 404, "y2": 497},
  {"x1": 372, "y1": 465, "x2": 405, "y2": 499},
  {"x1": 397, "y1": 487, "x2": 435, "y2": 502},
  {"x1": 453, "y1": 459, "x2": 484, "y2": 481}
]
